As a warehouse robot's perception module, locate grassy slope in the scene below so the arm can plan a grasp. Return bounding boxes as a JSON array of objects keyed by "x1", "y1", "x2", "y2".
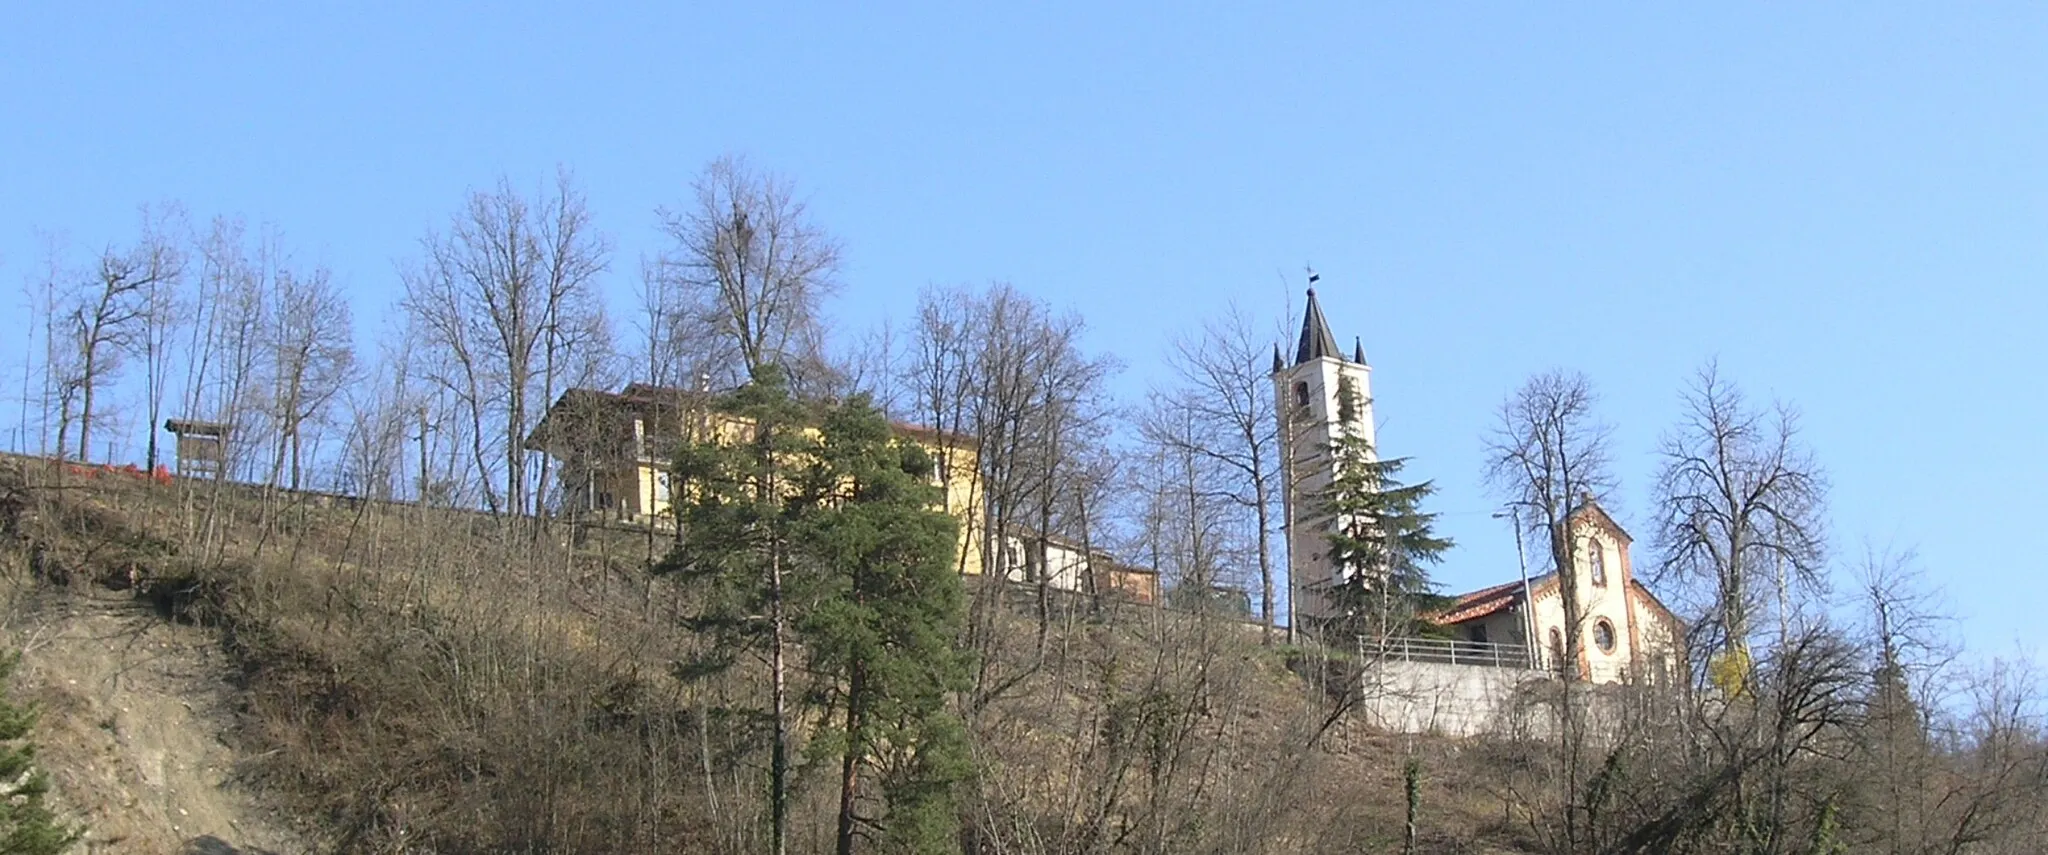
[{"x1": 0, "y1": 456, "x2": 1533, "y2": 854}]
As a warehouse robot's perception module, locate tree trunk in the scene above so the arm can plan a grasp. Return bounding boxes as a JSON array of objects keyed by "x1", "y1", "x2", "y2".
[
  {"x1": 145, "y1": 394, "x2": 161, "y2": 472},
  {"x1": 835, "y1": 661, "x2": 867, "y2": 855},
  {"x1": 1255, "y1": 463, "x2": 1274, "y2": 645},
  {"x1": 1551, "y1": 519, "x2": 1582, "y2": 680},
  {"x1": 770, "y1": 544, "x2": 789, "y2": 855},
  {"x1": 78, "y1": 349, "x2": 96, "y2": 462}
]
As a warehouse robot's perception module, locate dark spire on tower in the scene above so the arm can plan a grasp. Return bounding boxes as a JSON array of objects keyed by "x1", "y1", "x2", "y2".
[
  {"x1": 1294, "y1": 288, "x2": 1342, "y2": 365},
  {"x1": 1353, "y1": 336, "x2": 1366, "y2": 364},
  {"x1": 1271, "y1": 343, "x2": 1285, "y2": 373}
]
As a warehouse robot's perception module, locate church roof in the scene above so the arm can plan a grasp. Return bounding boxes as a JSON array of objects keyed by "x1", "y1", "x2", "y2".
[
  {"x1": 1570, "y1": 498, "x2": 1633, "y2": 544},
  {"x1": 1431, "y1": 571, "x2": 1686, "y2": 634},
  {"x1": 1433, "y1": 574, "x2": 1556, "y2": 625},
  {"x1": 1294, "y1": 288, "x2": 1344, "y2": 365}
]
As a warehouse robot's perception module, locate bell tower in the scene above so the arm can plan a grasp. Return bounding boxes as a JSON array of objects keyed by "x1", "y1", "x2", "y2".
[{"x1": 1273, "y1": 286, "x2": 1375, "y2": 626}]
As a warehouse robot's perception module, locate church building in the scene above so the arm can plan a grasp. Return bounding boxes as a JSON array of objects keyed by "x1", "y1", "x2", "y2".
[
  {"x1": 1431, "y1": 502, "x2": 1683, "y2": 683},
  {"x1": 1272, "y1": 287, "x2": 1683, "y2": 685}
]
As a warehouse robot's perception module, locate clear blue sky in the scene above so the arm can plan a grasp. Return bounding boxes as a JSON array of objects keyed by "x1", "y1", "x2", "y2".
[{"x1": 6, "y1": 4, "x2": 2045, "y2": 662}]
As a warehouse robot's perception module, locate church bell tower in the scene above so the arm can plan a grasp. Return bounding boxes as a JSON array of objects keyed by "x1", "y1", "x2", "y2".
[{"x1": 1272, "y1": 286, "x2": 1375, "y2": 626}]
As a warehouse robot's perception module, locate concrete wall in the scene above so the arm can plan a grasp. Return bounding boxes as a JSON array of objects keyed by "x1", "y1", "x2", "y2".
[{"x1": 1362, "y1": 660, "x2": 1550, "y2": 737}]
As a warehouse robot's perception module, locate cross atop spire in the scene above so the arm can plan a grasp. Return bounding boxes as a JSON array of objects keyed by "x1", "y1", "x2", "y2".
[{"x1": 1294, "y1": 288, "x2": 1343, "y2": 365}]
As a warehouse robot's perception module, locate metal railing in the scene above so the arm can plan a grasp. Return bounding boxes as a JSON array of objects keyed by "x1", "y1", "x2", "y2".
[{"x1": 1363, "y1": 636, "x2": 1536, "y2": 670}]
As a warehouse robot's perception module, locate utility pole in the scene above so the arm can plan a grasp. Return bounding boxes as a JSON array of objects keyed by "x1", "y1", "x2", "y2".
[
  {"x1": 415, "y1": 407, "x2": 431, "y2": 506},
  {"x1": 1495, "y1": 506, "x2": 1537, "y2": 669}
]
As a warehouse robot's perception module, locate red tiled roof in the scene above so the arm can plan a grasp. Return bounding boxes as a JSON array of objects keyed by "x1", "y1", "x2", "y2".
[{"x1": 1431, "y1": 574, "x2": 1555, "y2": 625}]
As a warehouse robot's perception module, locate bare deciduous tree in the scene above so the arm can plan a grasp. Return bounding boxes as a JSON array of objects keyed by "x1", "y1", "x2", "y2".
[
  {"x1": 1651, "y1": 361, "x2": 1828, "y2": 658},
  {"x1": 1484, "y1": 369, "x2": 1614, "y2": 679},
  {"x1": 403, "y1": 171, "x2": 612, "y2": 517},
  {"x1": 657, "y1": 155, "x2": 842, "y2": 391},
  {"x1": 185, "y1": 218, "x2": 277, "y2": 482},
  {"x1": 264, "y1": 265, "x2": 354, "y2": 490},
  {"x1": 129, "y1": 205, "x2": 190, "y2": 473},
  {"x1": 1483, "y1": 369, "x2": 1614, "y2": 855},
  {"x1": 1134, "y1": 409, "x2": 1240, "y2": 613},
  {"x1": 632, "y1": 254, "x2": 732, "y2": 394},
  {"x1": 901, "y1": 282, "x2": 1117, "y2": 691},
  {"x1": 337, "y1": 342, "x2": 417, "y2": 502},
  {"x1": 1848, "y1": 546, "x2": 1951, "y2": 855},
  {"x1": 1145, "y1": 304, "x2": 1280, "y2": 642},
  {"x1": 50, "y1": 226, "x2": 184, "y2": 463}
]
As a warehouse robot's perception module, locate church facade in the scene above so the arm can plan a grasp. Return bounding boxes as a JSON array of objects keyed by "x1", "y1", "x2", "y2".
[
  {"x1": 1431, "y1": 502, "x2": 1683, "y2": 683},
  {"x1": 1272, "y1": 288, "x2": 1683, "y2": 685}
]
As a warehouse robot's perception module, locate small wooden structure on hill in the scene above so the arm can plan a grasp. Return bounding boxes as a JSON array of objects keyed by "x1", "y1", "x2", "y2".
[{"x1": 163, "y1": 419, "x2": 230, "y2": 480}]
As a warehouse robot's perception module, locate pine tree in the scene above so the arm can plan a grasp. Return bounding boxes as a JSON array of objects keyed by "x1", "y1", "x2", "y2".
[
  {"x1": 0, "y1": 654, "x2": 80, "y2": 855},
  {"x1": 660, "y1": 365, "x2": 816, "y2": 855},
  {"x1": 796, "y1": 395, "x2": 972, "y2": 855},
  {"x1": 663, "y1": 374, "x2": 972, "y2": 854},
  {"x1": 1318, "y1": 377, "x2": 1452, "y2": 641}
]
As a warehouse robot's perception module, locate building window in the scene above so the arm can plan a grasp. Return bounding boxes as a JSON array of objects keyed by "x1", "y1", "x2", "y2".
[
  {"x1": 1468, "y1": 623, "x2": 1489, "y2": 644},
  {"x1": 1293, "y1": 381, "x2": 1312, "y2": 409},
  {"x1": 1588, "y1": 540, "x2": 1607, "y2": 587},
  {"x1": 1592, "y1": 619, "x2": 1617, "y2": 654},
  {"x1": 1548, "y1": 628, "x2": 1565, "y2": 671}
]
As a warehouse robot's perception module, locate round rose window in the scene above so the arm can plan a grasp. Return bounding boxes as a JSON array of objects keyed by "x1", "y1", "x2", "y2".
[{"x1": 1592, "y1": 619, "x2": 1617, "y2": 654}]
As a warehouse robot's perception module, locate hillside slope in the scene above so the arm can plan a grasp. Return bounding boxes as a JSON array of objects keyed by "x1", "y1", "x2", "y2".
[
  {"x1": 0, "y1": 457, "x2": 1529, "y2": 854},
  {"x1": 14, "y1": 592, "x2": 307, "y2": 854}
]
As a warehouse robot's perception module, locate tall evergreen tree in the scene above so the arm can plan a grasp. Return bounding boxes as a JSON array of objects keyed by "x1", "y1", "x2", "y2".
[
  {"x1": 1318, "y1": 377, "x2": 1452, "y2": 641},
  {"x1": 796, "y1": 396, "x2": 972, "y2": 855},
  {"x1": 661, "y1": 365, "x2": 814, "y2": 855},
  {"x1": 0, "y1": 654, "x2": 79, "y2": 855},
  {"x1": 664, "y1": 373, "x2": 971, "y2": 854}
]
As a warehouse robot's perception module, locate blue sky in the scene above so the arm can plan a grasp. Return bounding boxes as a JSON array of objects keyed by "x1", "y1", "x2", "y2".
[{"x1": 6, "y1": 4, "x2": 2045, "y2": 662}]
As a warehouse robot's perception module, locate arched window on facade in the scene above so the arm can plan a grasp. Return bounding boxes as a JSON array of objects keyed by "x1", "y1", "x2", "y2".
[
  {"x1": 1293, "y1": 381, "x2": 1312, "y2": 409},
  {"x1": 1588, "y1": 538, "x2": 1607, "y2": 587},
  {"x1": 1548, "y1": 627, "x2": 1565, "y2": 674}
]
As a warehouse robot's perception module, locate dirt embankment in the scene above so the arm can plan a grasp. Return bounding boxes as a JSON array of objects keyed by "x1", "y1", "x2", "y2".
[{"x1": 12, "y1": 590, "x2": 310, "y2": 855}]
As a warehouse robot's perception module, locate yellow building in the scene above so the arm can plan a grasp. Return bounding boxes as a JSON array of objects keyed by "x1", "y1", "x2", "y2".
[{"x1": 522, "y1": 383, "x2": 985, "y2": 578}]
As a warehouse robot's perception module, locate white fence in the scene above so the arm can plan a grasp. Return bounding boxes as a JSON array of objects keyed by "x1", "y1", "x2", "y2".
[{"x1": 1363, "y1": 636, "x2": 1535, "y2": 670}]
